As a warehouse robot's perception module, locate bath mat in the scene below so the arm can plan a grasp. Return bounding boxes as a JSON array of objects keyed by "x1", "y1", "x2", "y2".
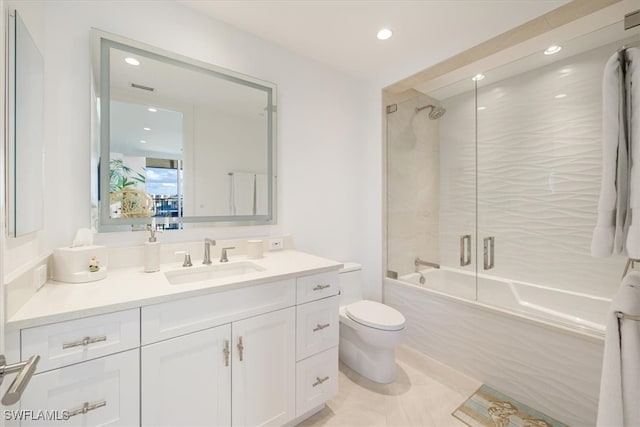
[{"x1": 452, "y1": 384, "x2": 569, "y2": 427}]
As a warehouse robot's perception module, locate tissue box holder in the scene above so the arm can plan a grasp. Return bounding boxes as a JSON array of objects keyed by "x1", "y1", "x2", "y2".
[{"x1": 53, "y1": 246, "x2": 108, "y2": 283}]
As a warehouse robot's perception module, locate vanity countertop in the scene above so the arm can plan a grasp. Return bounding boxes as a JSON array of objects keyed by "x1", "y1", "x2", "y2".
[{"x1": 7, "y1": 250, "x2": 342, "y2": 331}]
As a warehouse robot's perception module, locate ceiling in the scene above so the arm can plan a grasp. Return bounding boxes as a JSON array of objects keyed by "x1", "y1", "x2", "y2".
[{"x1": 179, "y1": 0, "x2": 571, "y2": 86}]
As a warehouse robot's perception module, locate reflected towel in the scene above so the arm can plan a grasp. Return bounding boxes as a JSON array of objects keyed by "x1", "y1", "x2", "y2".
[
  {"x1": 625, "y1": 48, "x2": 640, "y2": 258},
  {"x1": 256, "y1": 174, "x2": 268, "y2": 216},
  {"x1": 597, "y1": 271, "x2": 640, "y2": 426},
  {"x1": 231, "y1": 172, "x2": 255, "y2": 216},
  {"x1": 592, "y1": 50, "x2": 629, "y2": 257}
]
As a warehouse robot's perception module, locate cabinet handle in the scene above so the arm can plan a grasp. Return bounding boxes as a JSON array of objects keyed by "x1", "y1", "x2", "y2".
[
  {"x1": 66, "y1": 400, "x2": 106, "y2": 418},
  {"x1": 312, "y1": 284, "x2": 331, "y2": 291},
  {"x1": 483, "y1": 236, "x2": 495, "y2": 270},
  {"x1": 460, "y1": 234, "x2": 471, "y2": 266},
  {"x1": 313, "y1": 323, "x2": 330, "y2": 332},
  {"x1": 223, "y1": 340, "x2": 230, "y2": 367},
  {"x1": 62, "y1": 336, "x2": 107, "y2": 349},
  {"x1": 237, "y1": 337, "x2": 244, "y2": 362},
  {"x1": 312, "y1": 376, "x2": 330, "y2": 387}
]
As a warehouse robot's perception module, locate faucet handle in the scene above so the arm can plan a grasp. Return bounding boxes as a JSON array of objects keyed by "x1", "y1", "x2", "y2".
[
  {"x1": 220, "y1": 247, "x2": 235, "y2": 263},
  {"x1": 175, "y1": 251, "x2": 192, "y2": 267}
]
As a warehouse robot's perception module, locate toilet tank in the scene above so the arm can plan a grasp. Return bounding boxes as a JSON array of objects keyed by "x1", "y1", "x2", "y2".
[{"x1": 339, "y1": 262, "x2": 363, "y2": 306}]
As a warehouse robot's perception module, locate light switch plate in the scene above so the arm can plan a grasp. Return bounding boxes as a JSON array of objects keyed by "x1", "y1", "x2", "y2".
[
  {"x1": 34, "y1": 264, "x2": 47, "y2": 291},
  {"x1": 268, "y1": 238, "x2": 283, "y2": 250}
]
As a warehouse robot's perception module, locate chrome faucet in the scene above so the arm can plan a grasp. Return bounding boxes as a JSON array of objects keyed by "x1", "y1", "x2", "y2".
[
  {"x1": 203, "y1": 238, "x2": 216, "y2": 265},
  {"x1": 415, "y1": 257, "x2": 440, "y2": 271},
  {"x1": 220, "y1": 247, "x2": 235, "y2": 263}
]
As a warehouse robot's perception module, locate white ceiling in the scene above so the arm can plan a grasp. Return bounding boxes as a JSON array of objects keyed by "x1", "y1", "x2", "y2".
[{"x1": 180, "y1": 0, "x2": 571, "y2": 86}]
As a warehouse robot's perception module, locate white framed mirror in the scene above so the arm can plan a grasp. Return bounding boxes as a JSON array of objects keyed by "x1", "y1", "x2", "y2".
[
  {"x1": 91, "y1": 30, "x2": 277, "y2": 231},
  {"x1": 7, "y1": 11, "x2": 44, "y2": 237}
]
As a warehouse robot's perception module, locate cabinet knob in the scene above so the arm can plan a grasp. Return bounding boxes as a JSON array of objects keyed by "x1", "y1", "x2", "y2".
[
  {"x1": 62, "y1": 336, "x2": 107, "y2": 349},
  {"x1": 67, "y1": 400, "x2": 107, "y2": 418},
  {"x1": 312, "y1": 376, "x2": 330, "y2": 387},
  {"x1": 313, "y1": 323, "x2": 330, "y2": 332},
  {"x1": 223, "y1": 340, "x2": 230, "y2": 367},
  {"x1": 237, "y1": 336, "x2": 244, "y2": 362}
]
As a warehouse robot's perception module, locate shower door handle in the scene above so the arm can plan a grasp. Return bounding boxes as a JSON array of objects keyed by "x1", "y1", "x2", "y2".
[
  {"x1": 483, "y1": 237, "x2": 495, "y2": 270},
  {"x1": 460, "y1": 235, "x2": 471, "y2": 266}
]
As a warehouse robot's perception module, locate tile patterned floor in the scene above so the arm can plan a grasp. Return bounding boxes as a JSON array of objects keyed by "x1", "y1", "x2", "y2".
[{"x1": 298, "y1": 345, "x2": 482, "y2": 427}]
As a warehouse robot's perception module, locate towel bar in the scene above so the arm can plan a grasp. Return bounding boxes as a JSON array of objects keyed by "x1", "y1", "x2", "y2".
[{"x1": 615, "y1": 311, "x2": 640, "y2": 321}]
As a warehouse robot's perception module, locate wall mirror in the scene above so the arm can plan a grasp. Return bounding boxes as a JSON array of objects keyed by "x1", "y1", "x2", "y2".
[
  {"x1": 91, "y1": 30, "x2": 277, "y2": 231},
  {"x1": 6, "y1": 11, "x2": 45, "y2": 237}
]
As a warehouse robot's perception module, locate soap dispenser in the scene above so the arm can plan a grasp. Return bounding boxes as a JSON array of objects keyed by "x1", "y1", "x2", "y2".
[{"x1": 144, "y1": 224, "x2": 160, "y2": 273}]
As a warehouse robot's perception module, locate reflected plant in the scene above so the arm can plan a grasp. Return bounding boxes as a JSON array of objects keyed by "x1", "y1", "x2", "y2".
[{"x1": 109, "y1": 158, "x2": 146, "y2": 192}]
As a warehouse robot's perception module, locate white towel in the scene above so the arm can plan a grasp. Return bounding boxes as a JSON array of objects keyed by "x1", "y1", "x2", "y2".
[
  {"x1": 592, "y1": 51, "x2": 629, "y2": 257},
  {"x1": 597, "y1": 271, "x2": 640, "y2": 426},
  {"x1": 255, "y1": 174, "x2": 269, "y2": 216},
  {"x1": 625, "y1": 48, "x2": 640, "y2": 258},
  {"x1": 231, "y1": 172, "x2": 255, "y2": 216}
]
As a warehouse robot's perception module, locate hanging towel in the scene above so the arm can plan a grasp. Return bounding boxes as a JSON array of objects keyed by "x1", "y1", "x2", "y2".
[
  {"x1": 231, "y1": 172, "x2": 255, "y2": 216},
  {"x1": 592, "y1": 50, "x2": 630, "y2": 257},
  {"x1": 625, "y1": 48, "x2": 640, "y2": 258},
  {"x1": 597, "y1": 271, "x2": 640, "y2": 427},
  {"x1": 255, "y1": 174, "x2": 269, "y2": 216}
]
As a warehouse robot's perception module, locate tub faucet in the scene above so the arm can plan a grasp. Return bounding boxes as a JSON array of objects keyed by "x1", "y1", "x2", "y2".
[
  {"x1": 203, "y1": 238, "x2": 216, "y2": 265},
  {"x1": 415, "y1": 257, "x2": 440, "y2": 271}
]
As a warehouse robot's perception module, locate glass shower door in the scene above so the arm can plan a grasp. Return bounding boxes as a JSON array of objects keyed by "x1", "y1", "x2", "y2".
[
  {"x1": 475, "y1": 29, "x2": 628, "y2": 330},
  {"x1": 386, "y1": 78, "x2": 477, "y2": 300}
]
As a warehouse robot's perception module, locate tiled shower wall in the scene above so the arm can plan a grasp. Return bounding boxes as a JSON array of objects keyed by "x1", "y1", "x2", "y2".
[
  {"x1": 438, "y1": 41, "x2": 625, "y2": 298},
  {"x1": 386, "y1": 94, "x2": 440, "y2": 276}
]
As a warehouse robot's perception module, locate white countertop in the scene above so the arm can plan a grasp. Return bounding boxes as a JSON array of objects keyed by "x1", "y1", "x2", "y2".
[{"x1": 8, "y1": 250, "x2": 342, "y2": 331}]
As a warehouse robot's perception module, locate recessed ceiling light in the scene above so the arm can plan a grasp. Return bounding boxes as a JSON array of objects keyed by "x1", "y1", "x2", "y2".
[
  {"x1": 471, "y1": 73, "x2": 485, "y2": 81},
  {"x1": 544, "y1": 45, "x2": 562, "y2": 55},
  {"x1": 140, "y1": 140, "x2": 147, "y2": 144},
  {"x1": 125, "y1": 57, "x2": 140, "y2": 66},
  {"x1": 377, "y1": 28, "x2": 393, "y2": 40},
  {"x1": 147, "y1": 107, "x2": 157, "y2": 112},
  {"x1": 555, "y1": 93, "x2": 567, "y2": 99},
  {"x1": 143, "y1": 127, "x2": 151, "y2": 131}
]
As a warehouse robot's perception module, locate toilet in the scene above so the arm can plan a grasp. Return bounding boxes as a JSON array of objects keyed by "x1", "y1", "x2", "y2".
[{"x1": 338, "y1": 263, "x2": 406, "y2": 383}]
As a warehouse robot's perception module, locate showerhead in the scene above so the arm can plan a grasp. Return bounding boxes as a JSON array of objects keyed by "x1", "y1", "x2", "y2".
[{"x1": 415, "y1": 104, "x2": 446, "y2": 120}]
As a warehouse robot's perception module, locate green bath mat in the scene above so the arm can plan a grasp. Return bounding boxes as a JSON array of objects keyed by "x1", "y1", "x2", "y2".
[{"x1": 452, "y1": 385, "x2": 569, "y2": 427}]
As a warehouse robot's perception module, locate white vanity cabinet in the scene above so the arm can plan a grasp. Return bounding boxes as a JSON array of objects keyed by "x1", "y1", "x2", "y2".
[
  {"x1": 140, "y1": 279, "x2": 296, "y2": 426},
  {"x1": 294, "y1": 272, "x2": 340, "y2": 417},
  {"x1": 8, "y1": 260, "x2": 341, "y2": 427},
  {"x1": 16, "y1": 310, "x2": 141, "y2": 426},
  {"x1": 142, "y1": 324, "x2": 232, "y2": 426}
]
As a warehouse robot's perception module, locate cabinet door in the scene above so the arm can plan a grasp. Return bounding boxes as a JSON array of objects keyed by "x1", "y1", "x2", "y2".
[
  {"x1": 232, "y1": 307, "x2": 295, "y2": 426},
  {"x1": 141, "y1": 324, "x2": 231, "y2": 427},
  {"x1": 19, "y1": 349, "x2": 139, "y2": 427}
]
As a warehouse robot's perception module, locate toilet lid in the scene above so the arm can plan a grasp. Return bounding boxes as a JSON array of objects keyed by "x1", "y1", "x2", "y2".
[{"x1": 345, "y1": 300, "x2": 406, "y2": 331}]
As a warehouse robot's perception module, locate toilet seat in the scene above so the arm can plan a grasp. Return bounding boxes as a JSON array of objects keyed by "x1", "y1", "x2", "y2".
[{"x1": 345, "y1": 300, "x2": 406, "y2": 331}]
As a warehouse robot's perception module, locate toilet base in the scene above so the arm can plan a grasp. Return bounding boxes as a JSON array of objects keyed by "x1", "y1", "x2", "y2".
[{"x1": 339, "y1": 325, "x2": 398, "y2": 384}]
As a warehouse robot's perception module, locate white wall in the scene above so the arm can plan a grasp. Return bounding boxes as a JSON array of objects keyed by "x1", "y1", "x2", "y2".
[{"x1": 6, "y1": 1, "x2": 382, "y2": 299}]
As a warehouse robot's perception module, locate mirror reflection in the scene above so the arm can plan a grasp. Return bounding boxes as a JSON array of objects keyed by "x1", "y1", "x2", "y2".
[
  {"x1": 8, "y1": 11, "x2": 44, "y2": 237},
  {"x1": 93, "y1": 32, "x2": 276, "y2": 230}
]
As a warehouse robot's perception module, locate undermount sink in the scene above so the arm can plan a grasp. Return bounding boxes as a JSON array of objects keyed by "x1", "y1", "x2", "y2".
[{"x1": 164, "y1": 261, "x2": 265, "y2": 285}]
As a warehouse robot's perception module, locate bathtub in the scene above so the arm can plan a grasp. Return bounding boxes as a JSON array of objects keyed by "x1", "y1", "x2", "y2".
[
  {"x1": 400, "y1": 267, "x2": 610, "y2": 334},
  {"x1": 384, "y1": 268, "x2": 606, "y2": 426}
]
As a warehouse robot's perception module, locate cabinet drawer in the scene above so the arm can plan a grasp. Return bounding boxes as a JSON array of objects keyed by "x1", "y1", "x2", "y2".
[
  {"x1": 21, "y1": 309, "x2": 140, "y2": 373},
  {"x1": 296, "y1": 271, "x2": 339, "y2": 304},
  {"x1": 142, "y1": 279, "x2": 295, "y2": 344},
  {"x1": 295, "y1": 346, "x2": 338, "y2": 417},
  {"x1": 19, "y1": 349, "x2": 139, "y2": 427},
  {"x1": 296, "y1": 296, "x2": 339, "y2": 361}
]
